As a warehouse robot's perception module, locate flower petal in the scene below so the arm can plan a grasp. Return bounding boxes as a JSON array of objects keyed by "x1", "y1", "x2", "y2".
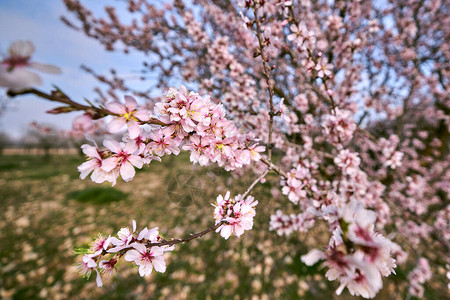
[
  {"x1": 106, "y1": 102, "x2": 126, "y2": 114},
  {"x1": 30, "y1": 62, "x2": 61, "y2": 74},
  {"x1": 127, "y1": 121, "x2": 141, "y2": 139},
  {"x1": 120, "y1": 161, "x2": 136, "y2": 181},
  {"x1": 106, "y1": 118, "x2": 126, "y2": 133}
]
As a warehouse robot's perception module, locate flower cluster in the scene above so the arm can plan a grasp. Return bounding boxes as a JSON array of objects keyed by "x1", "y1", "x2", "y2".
[
  {"x1": 213, "y1": 191, "x2": 258, "y2": 239},
  {"x1": 408, "y1": 258, "x2": 432, "y2": 298},
  {"x1": 77, "y1": 220, "x2": 173, "y2": 286},
  {"x1": 322, "y1": 108, "x2": 356, "y2": 144},
  {"x1": 269, "y1": 210, "x2": 314, "y2": 236},
  {"x1": 281, "y1": 162, "x2": 317, "y2": 205},
  {"x1": 302, "y1": 201, "x2": 397, "y2": 298},
  {"x1": 156, "y1": 86, "x2": 265, "y2": 170},
  {"x1": 78, "y1": 88, "x2": 265, "y2": 185}
]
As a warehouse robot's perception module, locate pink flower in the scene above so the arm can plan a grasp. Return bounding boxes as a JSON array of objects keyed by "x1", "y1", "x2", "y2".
[
  {"x1": 72, "y1": 113, "x2": 95, "y2": 135},
  {"x1": 148, "y1": 129, "x2": 181, "y2": 156},
  {"x1": 213, "y1": 192, "x2": 258, "y2": 239},
  {"x1": 182, "y1": 134, "x2": 210, "y2": 165},
  {"x1": 385, "y1": 151, "x2": 404, "y2": 169},
  {"x1": 124, "y1": 243, "x2": 167, "y2": 276},
  {"x1": 315, "y1": 58, "x2": 333, "y2": 78},
  {"x1": 77, "y1": 254, "x2": 97, "y2": 278},
  {"x1": 77, "y1": 143, "x2": 118, "y2": 185},
  {"x1": 106, "y1": 95, "x2": 150, "y2": 139},
  {"x1": 334, "y1": 149, "x2": 361, "y2": 177},
  {"x1": 0, "y1": 40, "x2": 61, "y2": 91},
  {"x1": 109, "y1": 220, "x2": 136, "y2": 252},
  {"x1": 99, "y1": 258, "x2": 117, "y2": 277},
  {"x1": 101, "y1": 140, "x2": 144, "y2": 182},
  {"x1": 90, "y1": 233, "x2": 112, "y2": 256}
]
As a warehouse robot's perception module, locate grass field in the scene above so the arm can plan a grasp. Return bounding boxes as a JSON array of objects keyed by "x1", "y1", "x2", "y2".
[{"x1": 0, "y1": 154, "x2": 446, "y2": 299}]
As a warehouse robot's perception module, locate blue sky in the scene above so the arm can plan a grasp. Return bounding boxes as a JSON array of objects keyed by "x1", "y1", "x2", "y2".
[{"x1": 0, "y1": 0, "x2": 151, "y2": 139}]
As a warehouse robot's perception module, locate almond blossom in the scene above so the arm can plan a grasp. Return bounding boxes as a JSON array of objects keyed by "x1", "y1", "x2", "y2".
[
  {"x1": 101, "y1": 139, "x2": 144, "y2": 182},
  {"x1": 106, "y1": 95, "x2": 150, "y2": 139},
  {"x1": 124, "y1": 243, "x2": 167, "y2": 276},
  {"x1": 301, "y1": 202, "x2": 397, "y2": 298},
  {"x1": 0, "y1": 40, "x2": 61, "y2": 91},
  {"x1": 213, "y1": 191, "x2": 258, "y2": 239}
]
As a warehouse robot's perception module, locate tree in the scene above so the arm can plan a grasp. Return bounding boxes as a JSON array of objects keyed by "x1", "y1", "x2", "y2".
[{"x1": 2, "y1": 0, "x2": 449, "y2": 298}]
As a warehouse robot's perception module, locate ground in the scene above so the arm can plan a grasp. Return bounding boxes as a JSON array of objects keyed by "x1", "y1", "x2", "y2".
[{"x1": 0, "y1": 153, "x2": 445, "y2": 299}]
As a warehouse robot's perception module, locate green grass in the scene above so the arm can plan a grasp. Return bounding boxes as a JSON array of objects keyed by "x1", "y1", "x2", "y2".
[{"x1": 66, "y1": 187, "x2": 127, "y2": 204}]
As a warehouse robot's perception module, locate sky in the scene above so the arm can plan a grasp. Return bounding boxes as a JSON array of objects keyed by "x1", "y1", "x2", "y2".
[{"x1": 0, "y1": 0, "x2": 151, "y2": 139}]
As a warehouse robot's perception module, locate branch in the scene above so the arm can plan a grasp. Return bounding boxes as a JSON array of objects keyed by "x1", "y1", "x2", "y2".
[
  {"x1": 7, "y1": 88, "x2": 168, "y2": 126},
  {"x1": 147, "y1": 223, "x2": 222, "y2": 247},
  {"x1": 252, "y1": 5, "x2": 276, "y2": 161},
  {"x1": 260, "y1": 157, "x2": 288, "y2": 178}
]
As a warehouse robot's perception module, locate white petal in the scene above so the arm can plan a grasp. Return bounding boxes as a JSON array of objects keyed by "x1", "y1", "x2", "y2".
[
  {"x1": 0, "y1": 65, "x2": 41, "y2": 90},
  {"x1": 30, "y1": 62, "x2": 61, "y2": 74},
  {"x1": 120, "y1": 161, "x2": 136, "y2": 181},
  {"x1": 301, "y1": 249, "x2": 326, "y2": 266},
  {"x1": 139, "y1": 263, "x2": 152, "y2": 276},
  {"x1": 101, "y1": 157, "x2": 118, "y2": 172},
  {"x1": 152, "y1": 256, "x2": 166, "y2": 273},
  {"x1": 128, "y1": 155, "x2": 143, "y2": 168},
  {"x1": 95, "y1": 270, "x2": 103, "y2": 287},
  {"x1": 124, "y1": 250, "x2": 140, "y2": 262},
  {"x1": 103, "y1": 139, "x2": 122, "y2": 153}
]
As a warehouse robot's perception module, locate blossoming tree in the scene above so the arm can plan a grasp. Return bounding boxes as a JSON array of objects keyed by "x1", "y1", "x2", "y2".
[{"x1": 2, "y1": 0, "x2": 449, "y2": 298}]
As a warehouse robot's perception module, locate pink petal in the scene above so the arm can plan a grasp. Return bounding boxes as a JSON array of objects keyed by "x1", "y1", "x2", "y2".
[
  {"x1": 150, "y1": 247, "x2": 164, "y2": 257},
  {"x1": 137, "y1": 227, "x2": 148, "y2": 240},
  {"x1": 120, "y1": 161, "x2": 136, "y2": 181},
  {"x1": 123, "y1": 141, "x2": 138, "y2": 154},
  {"x1": 103, "y1": 139, "x2": 122, "y2": 153},
  {"x1": 107, "y1": 118, "x2": 126, "y2": 133},
  {"x1": 106, "y1": 102, "x2": 126, "y2": 114},
  {"x1": 124, "y1": 95, "x2": 137, "y2": 111},
  {"x1": 78, "y1": 160, "x2": 97, "y2": 179},
  {"x1": 127, "y1": 121, "x2": 141, "y2": 139},
  {"x1": 130, "y1": 242, "x2": 146, "y2": 253},
  {"x1": 81, "y1": 144, "x2": 100, "y2": 159},
  {"x1": 101, "y1": 157, "x2": 119, "y2": 172},
  {"x1": 0, "y1": 66, "x2": 42, "y2": 90},
  {"x1": 134, "y1": 109, "x2": 150, "y2": 121}
]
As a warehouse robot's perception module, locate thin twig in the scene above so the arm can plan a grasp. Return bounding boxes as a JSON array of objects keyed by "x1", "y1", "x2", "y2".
[
  {"x1": 147, "y1": 223, "x2": 222, "y2": 247},
  {"x1": 260, "y1": 157, "x2": 288, "y2": 178},
  {"x1": 252, "y1": 5, "x2": 276, "y2": 162},
  {"x1": 148, "y1": 168, "x2": 271, "y2": 247}
]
